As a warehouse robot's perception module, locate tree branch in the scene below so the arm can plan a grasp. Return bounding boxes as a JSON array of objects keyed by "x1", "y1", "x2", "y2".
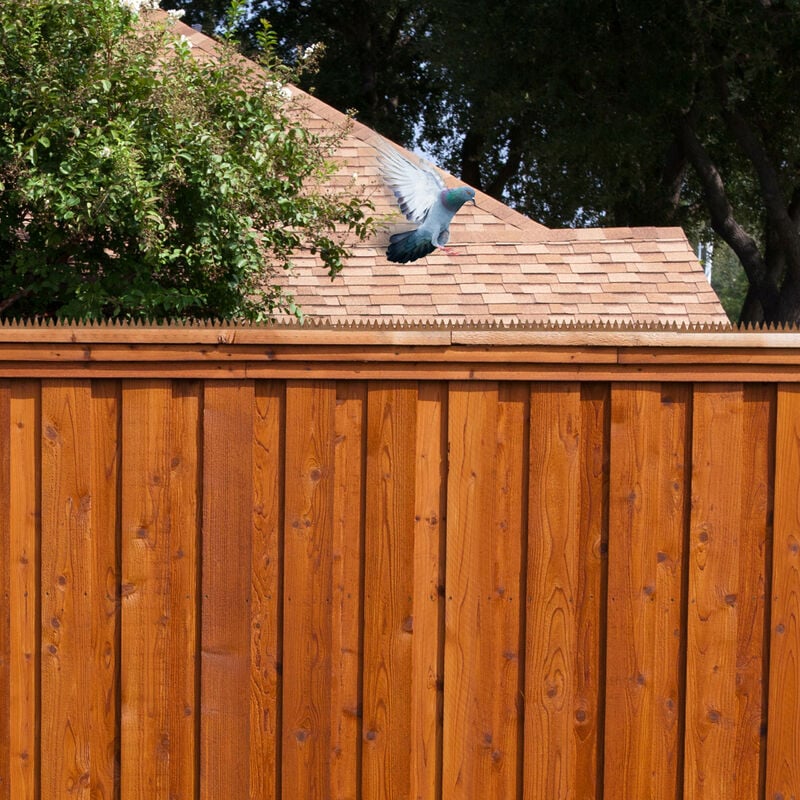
[
  {"x1": 0, "y1": 287, "x2": 31, "y2": 315},
  {"x1": 660, "y1": 135, "x2": 687, "y2": 220},
  {"x1": 459, "y1": 125, "x2": 485, "y2": 190},
  {"x1": 721, "y1": 104, "x2": 800, "y2": 267},
  {"x1": 486, "y1": 124, "x2": 525, "y2": 199},
  {"x1": 677, "y1": 113, "x2": 780, "y2": 319}
]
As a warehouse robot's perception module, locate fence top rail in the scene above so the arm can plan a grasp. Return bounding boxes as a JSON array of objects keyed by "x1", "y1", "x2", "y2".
[
  {"x1": 0, "y1": 320, "x2": 800, "y2": 380},
  {"x1": 0, "y1": 318, "x2": 798, "y2": 344}
]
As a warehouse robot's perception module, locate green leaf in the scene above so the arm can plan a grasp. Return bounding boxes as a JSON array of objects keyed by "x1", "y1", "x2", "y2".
[{"x1": 0, "y1": 0, "x2": 375, "y2": 321}]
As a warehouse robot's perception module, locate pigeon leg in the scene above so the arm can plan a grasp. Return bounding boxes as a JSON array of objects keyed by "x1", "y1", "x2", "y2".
[{"x1": 436, "y1": 245, "x2": 463, "y2": 257}]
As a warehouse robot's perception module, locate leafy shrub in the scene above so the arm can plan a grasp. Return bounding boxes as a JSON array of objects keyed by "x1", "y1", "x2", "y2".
[{"x1": 0, "y1": 0, "x2": 373, "y2": 319}]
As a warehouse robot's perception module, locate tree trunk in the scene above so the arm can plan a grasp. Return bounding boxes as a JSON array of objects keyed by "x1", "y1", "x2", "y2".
[{"x1": 677, "y1": 114, "x2": 783, "y2": 322}]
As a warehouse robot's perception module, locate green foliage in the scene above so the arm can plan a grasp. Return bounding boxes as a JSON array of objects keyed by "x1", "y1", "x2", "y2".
[{"x1": 0, "y1": 0, "x2": 373, "y2": 320}]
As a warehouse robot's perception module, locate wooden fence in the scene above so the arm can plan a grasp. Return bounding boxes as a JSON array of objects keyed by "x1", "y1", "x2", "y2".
[{"x1": 0, "y1": 323, "x2": 799, "y2": 799}]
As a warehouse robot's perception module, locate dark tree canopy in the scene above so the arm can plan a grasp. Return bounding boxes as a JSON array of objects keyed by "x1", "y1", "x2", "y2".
[
  {"x1": 425, "y1": 0, "x2": 800, "y2": 324},
  {"x1": 255, "y1": 1, "x2": 435, "y2": 147}
]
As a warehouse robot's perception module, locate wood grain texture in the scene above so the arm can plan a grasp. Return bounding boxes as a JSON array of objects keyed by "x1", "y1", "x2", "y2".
[
  {"x1": 574, "y1": 384, "x2": 609, "y2": 799},
  {"x1": 605, "y1": 383, "x2": 688, "y2": 799},
  {"x1": 201, "y1": 381, "x2": 254, "y2": 798},
  {"x1": 88, "y1": 381, "x2": 121, "y2": 800},
  {"x1": 411, "y1": 382, "x2": 446, "y2": 800},
  {"x1": 685, "y1": 384, "x2": 772, "y2": 799},
  {"x1": 0, "y1": 397, "x2": 6, "y2": 799},
  {"x1": 734, "y1": 385, "x2": 772, "y2": 799},
  {"x1": 443, "y1": 382, "x2": 527, "y2": 800},
  {"x1": 361, "y1": 382, "x2": 417, "y2": 800},
  {"x1": 330, "y1": 382, "x2": 365, "y2": 800},
  {"x1": 41, "y1": 381, "x2": 119, "y2": 799},
  {"x1": 282, "y1": 381, "x2": 336, "y2": 799},
  {"x1": 767, "y1": 385, "x2": 800, "y2": 798},
  {"x1": 250, "y1": 382, "x2": 285, "y2": 800},
  {"x1": 0, "y1": 383, "x2": 12, "y2": 800},
  {"x1": 121, "y1": 380, "x2": 199, "y2": 799},
  {"x1": 524, "y1": 383, "x2": 608, "y2": 800},
  {"x1": 685, "y1": 385, "x2": 741, "y2": 800},
  {"x1": 0, "y1": 357, "x2": 797, "y2": 800},
  {"x1": 5, "y1": 383, "x2": 40, "y2": 800}
]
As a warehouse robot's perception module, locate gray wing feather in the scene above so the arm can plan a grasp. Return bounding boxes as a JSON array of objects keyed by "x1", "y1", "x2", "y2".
[{"x1": 376, "y1": 142, "x2": 445, "y2": 224}]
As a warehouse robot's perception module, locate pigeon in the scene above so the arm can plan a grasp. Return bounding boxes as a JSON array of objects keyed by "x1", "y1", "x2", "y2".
[{"x1": 376, "y1": 142, "x2": 476, "y2": 263}]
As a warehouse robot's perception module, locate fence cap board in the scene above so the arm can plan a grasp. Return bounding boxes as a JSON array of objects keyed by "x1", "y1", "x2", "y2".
[
  {"x1": 0, "y1": 321, "x2": 799, "y2": 380},
  {"x1": 0, "y1": 318, "x2": 798, "y2": 340}
]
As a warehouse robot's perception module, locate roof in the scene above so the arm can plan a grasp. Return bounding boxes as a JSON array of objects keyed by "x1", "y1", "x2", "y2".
[{"x1": 174, "y1": 15, "x2": 728, "y2": 326}]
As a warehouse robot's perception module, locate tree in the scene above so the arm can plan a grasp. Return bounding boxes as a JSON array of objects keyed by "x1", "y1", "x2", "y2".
[
  {"x1": 0, "y1": 0, "x2": 372, "y2": 320},
  {"x1": 253, "y1": 1, "x2": 435, "y2": 147},
  {"x1": 243, "y1": 0, "x2": 800, "y2": 323}
]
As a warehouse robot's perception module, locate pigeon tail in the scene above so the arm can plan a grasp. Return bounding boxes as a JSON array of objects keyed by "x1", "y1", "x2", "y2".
[{"x1": 386, "y1": 230, "x2": 436, "y2": 264}]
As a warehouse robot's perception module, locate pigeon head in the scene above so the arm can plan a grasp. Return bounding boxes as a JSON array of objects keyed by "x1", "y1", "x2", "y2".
[{"x1": 440, "y1": 187, "x2": 477, "y2": 211}]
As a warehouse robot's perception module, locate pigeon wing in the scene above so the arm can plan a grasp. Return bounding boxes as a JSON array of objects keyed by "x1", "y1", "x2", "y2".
[{"x1": 377, "y1": 142, "x2": 445, "y2": 224}]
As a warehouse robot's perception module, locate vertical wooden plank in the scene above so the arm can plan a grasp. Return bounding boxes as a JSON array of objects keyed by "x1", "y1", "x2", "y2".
[
  {"x1": 250, "y1": 381, "x2": 285, "y2": 800},
  {"x1": 524, "y1": 383, "x2": 608, "y2": 800},
  {"x1": 5, "y1": 382, "x2": 39, "y2": 800},
  {"x1": 443, "y1": 381, "x2": 494, "y2": 800},
  {"x1": 525, "y1": 381, "x2": 581, "y2": 800},
  {"x1": 89, "y1": 380, "x2": 121, "y2": 800},
  {"x1": 330, "y1": 381, "x2": 365, "y2": 800},
  {"x1": 282, "y1": 379, "x2": 366, "y2": 800},
  {"x1": 604, "y1": 383, "x2": 688, "y2": 799},
  {"x1": 121, "y1": 380, "x2": 199, "y2": 799},
  {"x1": 0, "y1": 382, "x2": 12, "y2": 800},
  {"x1": 411, "y1": 382, "x2": 446, "y2": 800},
  {"x1": 735, "y1": 385, "x2": 772, "y2": 799},
  {"x1": 362, "y1": 382, "x2": 417, "y2": 800},
  {"x1": 685, "y1": 384, "x2": 771, "y2": 799},
  {"x1": 574, "y1": 384, "x2": 608, "y2": 798},
  {"x1": 201, "y1": 381, "x2": 254, "y2": 798},
  {"x1": 685, "y1": 385, "x2": 740, "y2": 800},
  {"x1": 41, "y1": 380, "x2": 120, "y2": 799},
  {"x1": 768, "y1": 384, "x2": 800, "y2": 797},
  {"x1": 41, "y1": 381, "x2": 88, "y2": 800},
  {"x1": 282, "y1": 380, "x2": 336, "y2": 799},
  {"x1": 89, "y1": 381, "x2": 121, "y2": 799},
  {"x1": 443, "y1": 382, "x2": 526, "y2": 800}
]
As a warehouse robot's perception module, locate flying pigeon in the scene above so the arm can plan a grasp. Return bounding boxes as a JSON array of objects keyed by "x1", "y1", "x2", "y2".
[{"x1": 376, "y1": 142, "x2": 476, "y2": 263}]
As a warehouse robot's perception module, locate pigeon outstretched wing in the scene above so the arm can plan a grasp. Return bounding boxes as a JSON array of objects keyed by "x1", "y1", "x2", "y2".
[{"x1": 376, "y1": 142, "x2": 445, "y2": 224}]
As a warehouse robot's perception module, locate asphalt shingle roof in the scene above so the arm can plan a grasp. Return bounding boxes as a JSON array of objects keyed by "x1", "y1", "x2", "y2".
[{"x1": 176, "y1": 16, "x2": 728, "y2": 326}]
